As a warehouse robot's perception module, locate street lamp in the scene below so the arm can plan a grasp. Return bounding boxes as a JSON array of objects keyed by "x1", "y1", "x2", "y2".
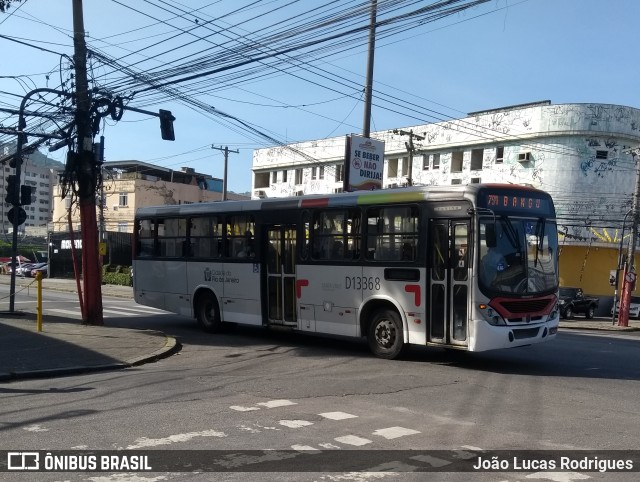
[{"x1": 612, "y1": 208, "x2": 633, "y2": 324}]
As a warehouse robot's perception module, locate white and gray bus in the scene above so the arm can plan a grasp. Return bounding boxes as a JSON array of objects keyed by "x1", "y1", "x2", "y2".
[{"x1": 133, "y1": 183, "x2": 559, "y2": 359}]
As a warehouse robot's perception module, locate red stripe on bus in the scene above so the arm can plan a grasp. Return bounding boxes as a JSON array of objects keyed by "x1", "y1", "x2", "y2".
[
  {"x1": 404, "y1": 284, "x2": 421, "y2": 307},
  {"x1": 296, "y1": 279, "x2": 309, "y2": 298},
  {"x1": 301, "y1": 198, "x2": 329, "y2": 208}
]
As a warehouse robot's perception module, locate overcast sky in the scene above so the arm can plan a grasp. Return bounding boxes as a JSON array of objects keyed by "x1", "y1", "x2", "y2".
[{"x1": 1, "y1": 0, "x2": 638, "y2": 193}]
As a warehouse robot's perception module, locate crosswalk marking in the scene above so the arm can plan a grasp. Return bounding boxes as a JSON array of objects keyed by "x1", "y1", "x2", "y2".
[{"x1": 47, "y1": 306, "x2": 163, "y2": 318}]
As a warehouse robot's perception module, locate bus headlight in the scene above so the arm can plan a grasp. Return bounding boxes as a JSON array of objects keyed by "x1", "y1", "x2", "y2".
[
  {"x1": 547, "y1": 302, "x2": 559, "y2": 322},
  {"x1": 478, "y1": 304, "x2": 506, "y2": 326}
]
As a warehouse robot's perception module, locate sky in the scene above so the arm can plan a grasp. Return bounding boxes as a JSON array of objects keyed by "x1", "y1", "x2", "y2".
[{"x1": 1, "y1": 0, "x2": 639, "y2": 194}]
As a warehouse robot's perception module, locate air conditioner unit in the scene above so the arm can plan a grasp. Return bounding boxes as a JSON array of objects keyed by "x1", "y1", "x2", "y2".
[
  {"x1": 112, "y1": 205, "x2": 118, "y2": 211},
  {"x1": 254, "y1": 190, "x2": 266, "y2": 199},
  {"x1": 518, "y1": 152, "x2": 531, "y2": 162},
  {"x1": 388, "y1": 183, "x2": 399, "y2": 188}
]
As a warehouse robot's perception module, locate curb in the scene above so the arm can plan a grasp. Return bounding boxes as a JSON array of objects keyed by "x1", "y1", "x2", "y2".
[{"x1": 0, "y1": 336, "x2": 181, "y2": 382}]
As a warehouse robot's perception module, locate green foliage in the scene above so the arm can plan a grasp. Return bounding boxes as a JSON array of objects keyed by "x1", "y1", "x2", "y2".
[
  {"x1": 102, "y1": 264, "x2": 133, "y2": 286},
  {"x1": 102, "y1": 271, "x2": 132, "y2": 287},
  {"x1": 0, "y1": 1, "x2": 23, "y2": 13}
]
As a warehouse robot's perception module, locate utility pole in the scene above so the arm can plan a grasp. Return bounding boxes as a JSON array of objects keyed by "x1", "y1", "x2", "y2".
[
  {"x1": 392, "y1": 129, "x2": 424, "y2": 186},
  {"x1": 619, "y1": 149, "x2": 640, "y2": 327},
  {"x1": 72, "y1": 0, "x2": 103, "y2": 325},
  {"x1": 362, "y1": 0, "x2": 377, "y2": 138},
  {"x1": 211, "y1": 145, "x2": 238, "y2": 201}
]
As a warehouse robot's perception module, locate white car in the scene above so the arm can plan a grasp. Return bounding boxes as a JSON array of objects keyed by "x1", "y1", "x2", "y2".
[{"x1": 611, "y1": 296, "x2": 640, "y2": 318}]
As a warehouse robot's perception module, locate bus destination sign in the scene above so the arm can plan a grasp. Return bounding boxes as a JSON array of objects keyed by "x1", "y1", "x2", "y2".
[{"x1": 479, "y1": 191, "x2": 552, "y2": 215}]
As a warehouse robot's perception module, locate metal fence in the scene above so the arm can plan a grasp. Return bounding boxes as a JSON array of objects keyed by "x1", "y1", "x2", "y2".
[{"x1": 48, "y1": 231, "x2": 133, "y2": 279}]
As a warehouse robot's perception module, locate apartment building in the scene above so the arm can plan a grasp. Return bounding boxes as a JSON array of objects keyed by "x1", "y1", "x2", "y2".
[
  {"x1": 51, "y1": 160, "x2": 248, "y2": 234},
  {"x1": 0, "y1": 143, "x2": 56, "y2": 236}
]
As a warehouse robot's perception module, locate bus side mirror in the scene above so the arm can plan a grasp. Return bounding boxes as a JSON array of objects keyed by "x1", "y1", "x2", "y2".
[{"x1": 485, "y1": 223, "x2": 497, "y2": 248}]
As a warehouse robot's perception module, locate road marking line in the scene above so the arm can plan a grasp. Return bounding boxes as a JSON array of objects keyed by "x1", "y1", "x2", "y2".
[
  {"x1": 279, "y1": 420, "x2": 313, "y2": 428},
  {"x1": 373, "y1": 427, "x2": 421, "y2": 439},
  {"x1": 291, "y1": 445, "x2": 321, "y2": 452},
  {"x1": 320, "y1": 411, "x2": 358, "y2": 420},
  {"x1": 126, "y1": 429, "x2": 226, "y2": 449},
  {"x1": 230, "y1": 406, "x2": 260, "y2": 412},
  {"x1": 334, "y1": 435, "x2": 372, "y2": 446},
  {"x1": 47, "y1": 308, "x2": 81, "y2": 317},
  {"x1": 257, "y1": 399, "x2": 297, "y2": 408}
]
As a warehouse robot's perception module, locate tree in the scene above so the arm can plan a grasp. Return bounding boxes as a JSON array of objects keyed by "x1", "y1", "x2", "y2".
[{"x1": 0, "y1": 0, "x2": 23, "y2": 13}]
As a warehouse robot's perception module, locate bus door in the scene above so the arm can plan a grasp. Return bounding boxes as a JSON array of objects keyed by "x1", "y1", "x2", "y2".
[
  {"x1": 428, "y1": 218, "x2": 470, "y2": 347},
  {"x1": 265, "y1": 225, "x2": 297, "y2": 326}
]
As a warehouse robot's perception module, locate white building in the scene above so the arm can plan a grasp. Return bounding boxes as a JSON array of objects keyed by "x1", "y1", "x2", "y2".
[
  {"x1": 253, "y1": 101, "x2": 640, "y2": 297},
  {"x1": 0, "y1": 147, "x2": 55, "y2": 236}
]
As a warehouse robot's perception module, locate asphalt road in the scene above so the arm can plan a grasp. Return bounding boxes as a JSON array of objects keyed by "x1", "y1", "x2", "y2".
[{"x1": 2, "y1": 287, "x2": 640, "y2": 481}]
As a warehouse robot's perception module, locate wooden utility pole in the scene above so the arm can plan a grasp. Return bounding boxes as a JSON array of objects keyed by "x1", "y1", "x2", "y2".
[
  {"x1": 392, "y1": 129, "x2": 424, "y2": 186},
  {"x1": 362, "y1": 0, "x2": 377, "y2": 138},
  {"x1": 211, "y1": 145, "x2": 238, "y2": 201},
  {"x1": 72, "y1": 0, "x2": 103, "y2": 325}
]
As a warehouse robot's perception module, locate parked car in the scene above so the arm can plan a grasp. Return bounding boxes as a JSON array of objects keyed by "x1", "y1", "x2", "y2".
[
  {"x1": 610, "y1": 296, "x2": 640, "y2": 319},
  {"x1": 558, "y1": 287, "x2": 600, "y2": 319},
  {"x1": 27, "y1": 263, "x2": 48, "y2": 277},
  {"x1": 30, "y1": 263, "x2": 49, "y2": 278},
  {"x1": 14, "y1": 263, "x2": 37, "y2": 277}
]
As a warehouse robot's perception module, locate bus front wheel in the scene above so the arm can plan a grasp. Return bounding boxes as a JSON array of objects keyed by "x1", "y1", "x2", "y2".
[
  {"x1": 367, "y1": 309, "x2": 405, "y2": 359},
  {"x1": 196, "y1": 292, "x2": 223, "y2": 333}
]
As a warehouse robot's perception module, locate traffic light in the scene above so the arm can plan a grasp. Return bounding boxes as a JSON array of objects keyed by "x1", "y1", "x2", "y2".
[
  {"x1": 5, "y1": 175, "x2": 19, "y2": 205},
  {"x1": 159, "y1": 109, "x2": 175, "y2": 141},
  {"x1": 20, "y1": 184, "x2": 33, "y2": 206}
]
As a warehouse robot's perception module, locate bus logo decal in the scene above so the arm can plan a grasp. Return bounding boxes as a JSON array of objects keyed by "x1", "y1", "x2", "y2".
[
  {"x1": 296, "y1": 279, "x2": 309, "y2": 298},
  {"x1": 404, "y1": 284, "x2": 421, "y2": 307}
]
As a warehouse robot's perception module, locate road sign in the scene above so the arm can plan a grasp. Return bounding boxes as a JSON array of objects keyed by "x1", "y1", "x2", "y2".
[
  {"x1": 7, "y1": 207, "x2": 27, "y2": 226},
  {"x1": 625, "y1": 271, "x2": 636, "y2": 283}
]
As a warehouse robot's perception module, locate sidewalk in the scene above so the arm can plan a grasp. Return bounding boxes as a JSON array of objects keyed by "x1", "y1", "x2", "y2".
[
  {"x1": 0, "y1": 275, "x2": 638, "y2": 381},
  {"x1": 0, "y1": 275, "x2": 179, "y2": 382}
]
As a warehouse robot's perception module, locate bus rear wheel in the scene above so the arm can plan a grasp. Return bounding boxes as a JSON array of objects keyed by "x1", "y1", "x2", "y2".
[
  {"x1": 196, "y1": 292, "x2": 223, "y2": 333},
  {"x1": 367, "y1": 309, "x2": 405, "y2": 359}
]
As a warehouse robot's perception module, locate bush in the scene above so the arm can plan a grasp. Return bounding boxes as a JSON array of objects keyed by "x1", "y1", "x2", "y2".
[
  {"x1": 102, "y1": 271, "x2": 132, "y2": 286},
  {"x1": 101, "y1": 264, "x2": 133, "y2": 286}
]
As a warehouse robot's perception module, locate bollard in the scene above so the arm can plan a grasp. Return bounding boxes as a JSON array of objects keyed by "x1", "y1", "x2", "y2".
[{"x1": 36, "y1": 271, "x2": 42, "y2": 332}]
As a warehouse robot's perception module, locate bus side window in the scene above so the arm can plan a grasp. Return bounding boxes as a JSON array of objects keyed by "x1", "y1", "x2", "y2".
[{"x1": 137, "y1": 219, "x2": 155, "y2": 257}]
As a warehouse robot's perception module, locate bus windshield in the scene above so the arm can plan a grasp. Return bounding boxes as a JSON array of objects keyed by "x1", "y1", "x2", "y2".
[{"x1": 479, "y1": 216, "x2": 558, "y2": 295}]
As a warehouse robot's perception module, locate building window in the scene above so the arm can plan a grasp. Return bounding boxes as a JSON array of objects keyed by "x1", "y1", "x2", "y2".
[
  {"x1": 471, "y1": 177, "x2": 481, "y2": 184},
  {"x1": 452, "y1": 152, "x2": 463, "y2": 172},
  {"x1": 254, "y1": 172, "x2": 269, "y2": 188},
  {"x1": 318, "y1": 165, "x2": 325, "y2": 180},
  {"x1": 295, "y1": 168, "x2": 303, "y2": 184},
  {"x1": 401, "y1": 157, "x2": 409, "y2": 177},
  {"x1": 333, "y1": 187, "x2": 343, "y2": 193},
  {"x1": 117, "y1": 222, "x2": 128, "y2": 232},
  {"x1": 282, "y1": 170, "x2": 288, "y2": 183},
  {"x1": 388, "y1": 158, "x2": 398, "y2": 177},
  {"x1": 451, "y1": 179, "x2": 462, "y2": 185},
  {"x1": 271, "y1": 171, "x2": 278, "y2": 184},
  {"x1": 335, "y1": 164, "x2": 344, "y2": 182},
  {"x1": 470, "y1": 149, "x2": 483, "y2": 170},
  {"x1": 596, "y1": 150, "x2": 608, "y2": 160},
  {"x1": 496, "y1": 146, "x2": 504, "y2": 163},
  {"x1": 422, "y1": 155, "x2": 429, "y2": 170},
  {"x1": 312, "y1": 167, "x2": 317, "y2": 180},
  {"x1": 118, "y1": 192, "x2": 128, "y2": 207},
  {"x1": 432, "y1": 153, "x2": 440, "y2": 170}
]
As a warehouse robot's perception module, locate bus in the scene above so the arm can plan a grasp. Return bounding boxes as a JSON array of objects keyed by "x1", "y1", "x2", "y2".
[{"x1": 133, "y1": 183, "x2": 559, "y2": 359}]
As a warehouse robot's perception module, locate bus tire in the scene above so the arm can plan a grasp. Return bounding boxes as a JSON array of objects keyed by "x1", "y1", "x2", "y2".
[
  {"x1": 367, "y1": 309, "x2": 405, "y2": 359},
  {"x1": 195, "y1": 292, "x2": 223, "y2": 333}
]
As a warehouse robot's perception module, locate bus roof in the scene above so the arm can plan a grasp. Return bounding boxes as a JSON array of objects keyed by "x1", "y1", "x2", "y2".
[{"x1": 135, "y1": 183, "x2": 551, "y2": 218}]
